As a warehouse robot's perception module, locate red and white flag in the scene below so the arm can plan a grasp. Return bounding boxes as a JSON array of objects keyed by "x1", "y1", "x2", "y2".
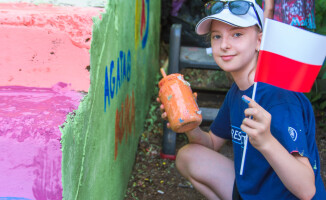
[
  {"x1": 241, "y1": 19, "x2": 326, "y2": 175},
  {"x1": 255, "y1": 19, "x2": 326, "y2": 93}
]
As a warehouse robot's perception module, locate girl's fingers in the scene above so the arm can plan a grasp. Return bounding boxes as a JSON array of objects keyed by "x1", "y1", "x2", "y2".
[
  {"x1": 242, "y1": 95, "x2": 271, "y2": 122},
  {"x1": 242, "y1": 95, "x2": 263, "y2": 110},
  {"x1": 157, "y1": 97, "x2": 170, "y2": 127},
  {"x1": 157, "y1": 97, "x2": 165, "y2": 112},
  {"x1": 161, "y1": 112, "x2": 168, "y2": 120},
  {"x1": 160, "y1": 104, "x2": 165, "y2": 111},
  {"x1": 242, "y1": 117, "x2": 260, "y2": 129},
  {"x1": 240, "y1": 123, "x2": 252, "y2": 137},
  {"x1": 241, "y1": 117, "x2": 266, "y2": 137},
  {"x1": 158, "y1": 99, "x2": 168, "y2": 120},
  {"x1": 244, "y1": 108, "x2": 258, "y2": 118}
]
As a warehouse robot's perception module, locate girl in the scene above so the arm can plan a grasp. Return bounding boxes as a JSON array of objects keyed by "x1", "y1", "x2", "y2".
[{"x1": 159, "y1": 0, "x2": 326, "y2": 199}]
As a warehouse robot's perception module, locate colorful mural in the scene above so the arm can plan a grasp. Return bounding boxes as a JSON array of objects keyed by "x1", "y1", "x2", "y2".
[
  {"x1": 115, "y1": 91, "x2": 136, "y2": 160},
  {"x1": 135, "y1": 0, "x2": 150, "y2": 49},
  {"x1": 0, "y1": 0, "x2": 160, "y2": 199},
  {"x1": 104, "y1": 50, "x2": 132, "y2": 111},
  {"x1": 61, "y1": 0, "x2": 161, "y2": 199}
]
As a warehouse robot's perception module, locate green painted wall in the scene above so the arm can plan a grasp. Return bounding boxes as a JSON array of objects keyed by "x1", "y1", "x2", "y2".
[{"x1": 61, "y1": 0, "x2": 160, "y2": 199}]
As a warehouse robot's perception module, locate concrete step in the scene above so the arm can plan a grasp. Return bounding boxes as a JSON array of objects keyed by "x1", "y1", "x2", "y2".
[
  {"x1": 180, "y1": 46, "x2": 220, "y2": 70},
  {"x1": 200, "y1": 107, "x2": 219, "y2": 122}
]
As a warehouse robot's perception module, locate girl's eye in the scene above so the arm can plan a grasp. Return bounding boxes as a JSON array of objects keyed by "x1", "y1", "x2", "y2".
[
  {"x1": 234, "y1": 33, "x2": 242, "y2": 37},
  {"x1": 212, "y1": 34, "x2": 221, "y2": 39}
]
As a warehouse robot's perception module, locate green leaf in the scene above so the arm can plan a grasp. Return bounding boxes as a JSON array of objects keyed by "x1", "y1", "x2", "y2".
[
  {"x1": 323, "y1": 72, "x2": 326, "y2": 79},
  {"x1": 320, "y1": 100, "x2": 326, "y2": 110},
  {"x1": 311, "y1": 93, "x2": 322, "y2": 102}
]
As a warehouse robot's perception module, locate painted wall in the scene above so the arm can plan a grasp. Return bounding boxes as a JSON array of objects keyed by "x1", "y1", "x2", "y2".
[
  {"x1": 0, "y1": 3, "x2": 103, "y2": 92},
  {"x1": 0, "y1": 0, "x2": 106, "y2": 7},
  {"x1": 0, "y1": 0, "x2": 160, "y2": 199},
  {"x1": 61, "y1": 0, "x2": 160, "y2": 199},
  {"x1": 0, "y1": 84, "x2": 83, "y2": 200},
  {"x1": 0, "y1": 2, "x2": 103, "y2": 199}
]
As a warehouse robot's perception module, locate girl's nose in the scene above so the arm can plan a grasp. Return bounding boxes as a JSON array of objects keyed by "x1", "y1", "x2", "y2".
[{"x1": 220, "y1": 37, "x2": 231, "y2": 50}]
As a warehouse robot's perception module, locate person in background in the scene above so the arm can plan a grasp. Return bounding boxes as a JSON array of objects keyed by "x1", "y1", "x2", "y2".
[
  {"x1": 263, "y1": 0, "x2": 316, "y2": 30},
  {"x1": 159, "y1": 0, "x2": 325, "y2": 199}
]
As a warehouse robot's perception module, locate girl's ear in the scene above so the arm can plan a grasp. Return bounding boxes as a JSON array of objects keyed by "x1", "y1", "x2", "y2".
[{"x1": 256, "y1": 32, "x2": 262, "y2": 51}]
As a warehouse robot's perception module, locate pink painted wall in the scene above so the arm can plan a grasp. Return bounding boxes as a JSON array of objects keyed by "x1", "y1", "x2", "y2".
[
  {"x1": 0, "y1": 3, "x2": 103, "y2": 92},
  {"x1": 0, "y1": 3, "x2": 103, "y2": 199},
  {"x1": 0, "y1": 83, "x2": 83, "y2": 199}
]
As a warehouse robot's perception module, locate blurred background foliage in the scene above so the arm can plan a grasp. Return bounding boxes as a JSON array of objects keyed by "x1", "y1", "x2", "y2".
[
  {"x1": 307, "y1": 0, "x2": 326, "y2": 115},
  {"x1": 316, "y1": 0, "x2": 326, "y2": 35}
]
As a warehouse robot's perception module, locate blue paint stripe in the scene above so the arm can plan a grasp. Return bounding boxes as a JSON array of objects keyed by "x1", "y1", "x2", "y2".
[
  {"x1": 231, "y1": 125, "x2": 241, "y2": 130},
  {"x1": 232, "y1": 140, "x2": 242, "y2": 145},
  {"x1": 142, "y1": 0, "x2": 150, "y2": 48},
  {"x1": 0, "y1": 198, "x2": 32, "y2": 200}
]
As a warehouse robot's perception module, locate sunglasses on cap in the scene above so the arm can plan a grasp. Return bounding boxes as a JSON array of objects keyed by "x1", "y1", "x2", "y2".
[{"x1": 204, "y1": 0, "x2": 262, "y2": 28}]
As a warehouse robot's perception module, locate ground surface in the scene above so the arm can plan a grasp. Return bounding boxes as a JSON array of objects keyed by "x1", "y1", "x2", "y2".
[{"x1": 124, "y1": 45, "x2": 326, "y2": 200}]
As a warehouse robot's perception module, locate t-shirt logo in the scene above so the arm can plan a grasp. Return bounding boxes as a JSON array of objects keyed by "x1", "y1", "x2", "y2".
[
  {"x1": 288, "y1": 127, "x2": 298, "y2": 141},
  {"x1": 231, "y1": 126, "x2": 246, "y2": 147}
]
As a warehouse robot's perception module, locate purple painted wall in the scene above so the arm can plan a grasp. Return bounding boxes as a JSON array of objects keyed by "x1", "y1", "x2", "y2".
[{"x1": 0, "y1": 83, "x2": 82, "y2": 199}]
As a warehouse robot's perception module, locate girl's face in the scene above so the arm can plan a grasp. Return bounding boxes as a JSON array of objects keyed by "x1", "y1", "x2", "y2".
[{"x1": 210, "y1": 20, "x2": 262, "y2": 74}]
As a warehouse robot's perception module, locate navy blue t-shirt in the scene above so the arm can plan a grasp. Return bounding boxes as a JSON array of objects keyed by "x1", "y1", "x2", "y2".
[{"x1": 210, "y1": 82, "x2": 326, "y2": 199}]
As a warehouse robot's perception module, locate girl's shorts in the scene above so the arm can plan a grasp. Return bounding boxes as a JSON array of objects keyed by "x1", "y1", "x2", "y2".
[{"x1": 232, "y1": 181, "x2": 242, "y2": 200}]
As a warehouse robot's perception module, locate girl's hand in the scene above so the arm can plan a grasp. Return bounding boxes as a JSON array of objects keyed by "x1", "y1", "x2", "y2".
[
  {"x1": 156, "y1": 97, "x2": 170, "y2": 128},
  {"x1": 240, "y1": 95, "x2": 273, "y2": 150}
]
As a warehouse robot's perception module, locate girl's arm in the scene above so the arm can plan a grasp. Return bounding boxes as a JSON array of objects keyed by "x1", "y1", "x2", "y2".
[
  {"x1": 258, "y1": 137, "x2": 315, "y2": 200},
  {"x1": 240, "y1": 95, "x2": 316, "y2": 200},
  {"x1": 185, "y1": 127, "x2": 227, "y2": 152},
  {"x1": 158, "y1": 97, "x2": 226, "y2": 152},
  {"x1": 263, "y1": 0, "x2": 274, "y2": 20}
]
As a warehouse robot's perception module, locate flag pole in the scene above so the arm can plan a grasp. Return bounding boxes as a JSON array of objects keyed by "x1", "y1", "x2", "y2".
[{"x1": 240, "y1": 82, "x2": 257, "y2": 175}]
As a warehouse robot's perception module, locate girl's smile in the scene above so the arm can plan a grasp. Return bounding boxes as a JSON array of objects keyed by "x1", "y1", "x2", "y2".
[{"x1": 220, "y1": 55, "x2": 235, "y2": 61}]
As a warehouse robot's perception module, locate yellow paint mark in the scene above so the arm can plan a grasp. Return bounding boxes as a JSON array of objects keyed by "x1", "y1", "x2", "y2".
[{"x1": 135, "y1": 0, "x2": 140, "y2": 48}]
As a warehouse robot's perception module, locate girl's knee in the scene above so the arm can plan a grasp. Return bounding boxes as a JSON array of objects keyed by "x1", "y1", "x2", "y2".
[
  {"x1": 176, "y1": 144, "x2": 204, "y2": 173},
  {"x1": 176, "y1": 145, "x2": 189, "y2": 171}
]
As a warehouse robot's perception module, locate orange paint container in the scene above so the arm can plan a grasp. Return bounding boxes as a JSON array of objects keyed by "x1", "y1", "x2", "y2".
[{"x1": 158, "y1": 69, "x2": 202, "y2": 133}]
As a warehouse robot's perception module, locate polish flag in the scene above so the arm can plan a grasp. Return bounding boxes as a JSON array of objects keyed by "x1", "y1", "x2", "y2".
[{"x1": 255, "y1": 19, "x2": 326, "y2": 93}]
